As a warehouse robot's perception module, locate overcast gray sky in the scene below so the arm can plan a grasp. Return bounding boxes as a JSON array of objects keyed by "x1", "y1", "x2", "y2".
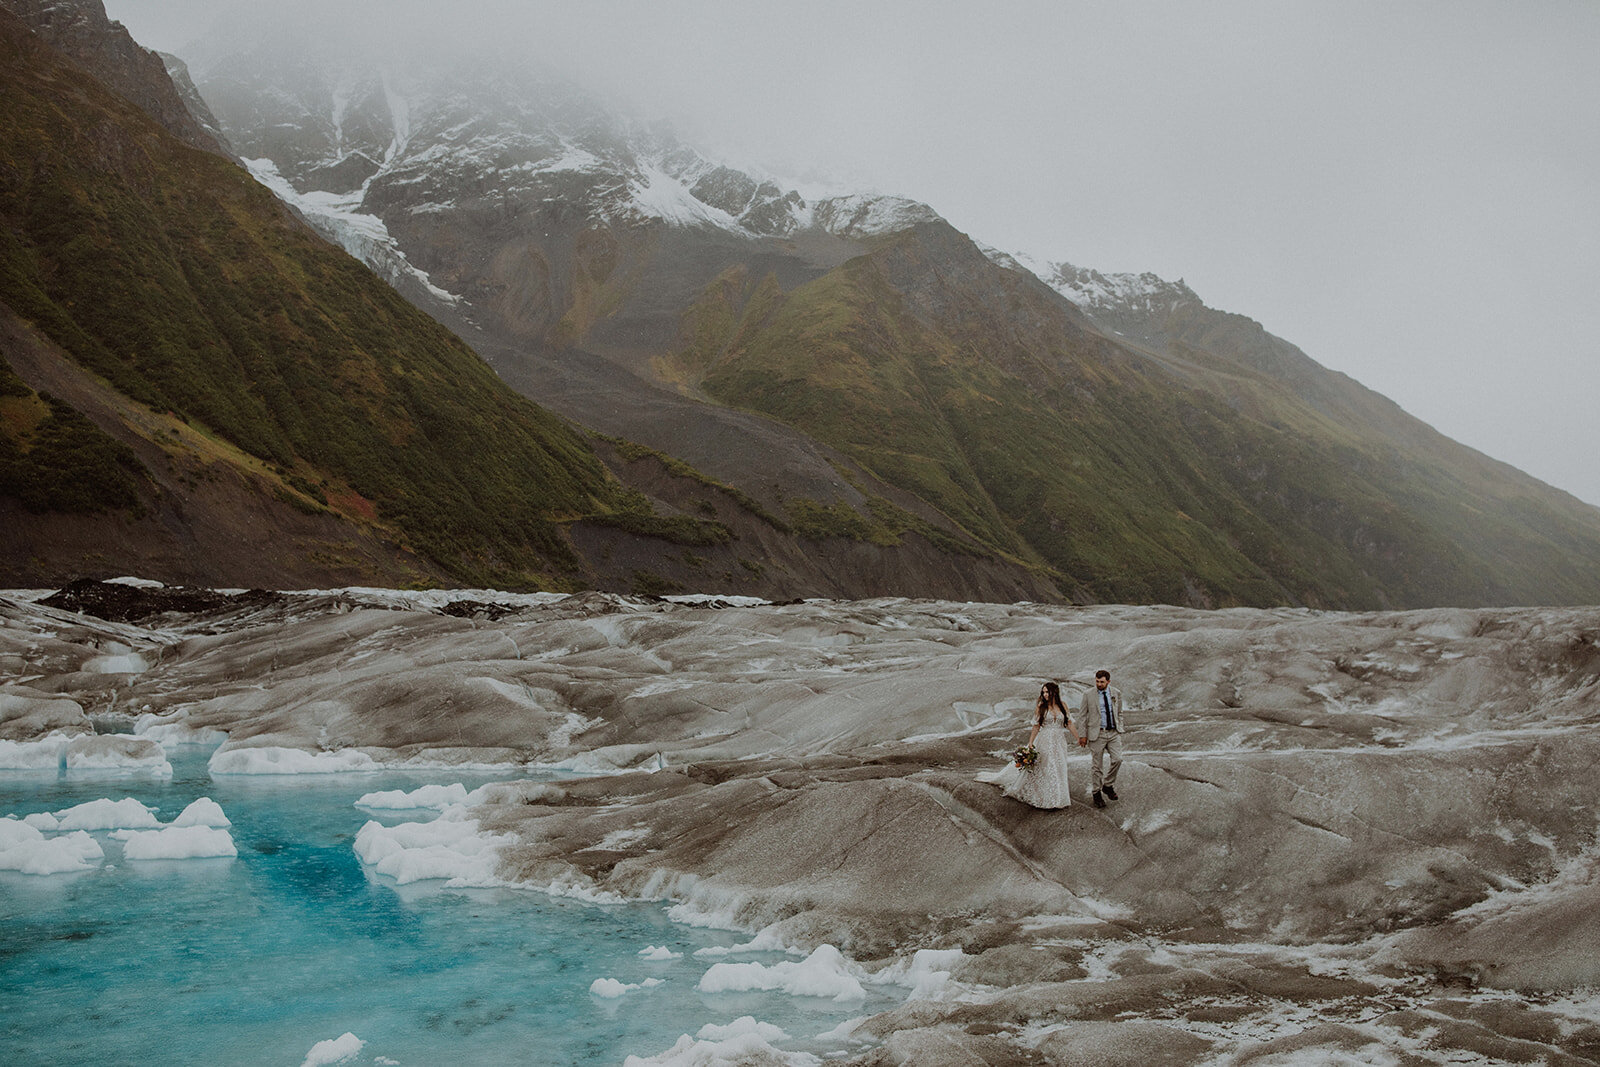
[{"x1": 105, "y1": 0, "x2": 1600, "y2": 507}]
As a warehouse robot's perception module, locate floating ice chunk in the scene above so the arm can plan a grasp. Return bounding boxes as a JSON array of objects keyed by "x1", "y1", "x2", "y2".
[
  {"x1": 589, "y1": 976, "x2": 664, "y2": 998},
  {"x1": 868, "y1": 948, "x2": 966, "y2": 999},
  {"x1": 53, "y1": 797, "x2": 160, "y2": 830},
  {"x1": 0, "y1": 733, "x2": 72, "y2": 769},
  {"x1": 697, "y1": 944, "x2": 866, "y2": 1001},
  {"x1": 16, "y1": 832, "x2": 104, "y2": 874},
  {"x1": 534, "y1": 870, "x2": 628, "y2": 904},
  {"x1": 118, "y1": 825, "x2": 237, "y2": 861},
  {"x1": 352, "y1": 816, "x2": 511, "y2": 886},
  {"x1": 0, "y1": 822, "x2": 103, "y2": 874},
  {"x1": 299, "y1": 1032, "x2": 364, "y2": 1067},
  {"x1": 22, "y1": 811, "x2": 59, "y2": 831},
  {"x1": 64, "y1": 735, "x2": 172, "y2": 775},
  {"x1": 134, "y1": 714, "x2": 227, "y2": 746},
  {"x1": 695, "y1": 1017, "x2": 789, "y2": 1042},
  {"x1": 692, "y1": 927, "x2": 789, "y2": 957},
  {"x1": 172, "y1": 797, "x2": 231, "y2": 828},
  {"x1": 356, "y1": 783, "x2": 469, "y2": 810},
  {"x1": 623, "y1": 1031, "x2": 821, "y2": 1066},
  {"x1": 638, "y1": 945, "x2": 683, "y2": 961},
  {"x1": 209, "y1": 746, "x2": 379, "y2": 775}
]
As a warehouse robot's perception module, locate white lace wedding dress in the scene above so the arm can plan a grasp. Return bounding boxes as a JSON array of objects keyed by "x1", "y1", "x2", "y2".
[{"x1": 977, "y1": 709, "x2": 1074, "y2": 808}]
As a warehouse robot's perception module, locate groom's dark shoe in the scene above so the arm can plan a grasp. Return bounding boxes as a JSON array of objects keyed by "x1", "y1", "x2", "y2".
[
  {"x1": 1102, "y1": 785, "x2": 1118, "y2": 801},
  {"x1": 1092, "y1": 791, "x2": 1106, "y2": 808}
]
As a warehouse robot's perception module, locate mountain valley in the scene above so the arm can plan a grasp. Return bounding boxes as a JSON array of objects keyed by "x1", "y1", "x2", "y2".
[{"x1": 4, "y1": 0, "x2": 1600, "y2": 608}]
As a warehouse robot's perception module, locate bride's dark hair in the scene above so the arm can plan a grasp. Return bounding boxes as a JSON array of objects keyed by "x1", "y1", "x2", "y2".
[{"x1": 1035, "y1": 681, "x2": 1066, "y2": 726}]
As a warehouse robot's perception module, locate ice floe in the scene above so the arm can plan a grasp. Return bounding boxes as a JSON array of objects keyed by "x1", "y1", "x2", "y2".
[
  {"x1": 63, "y1": 735, "x2": 172, "y2": 776},
  {"x1": 638, "y1": 945, "x2": 683, "y2": 961},
  {"x1": 52, "y1": 797, "x2": 160, "y2": 830},
  {"x1": 691, "y1": 927, "x2": 791, "y2": 958},
  {"x1": 116, "y1": 824, "x2": 237, "y2": 861},
  {"x1": 0, "y1": 820, "x2": 104, "y2": 874},
  {"x1": 355, "y1": 783, "x2": 470, "y2": 810},
  {"x1": 352, "y1": 814, "x2": 512, "y2": 886},
  {"x1": 2, "y1": 797, "x2": 239, "y2": 873},
  {"x1": 588, "y1": 976, "x2": 664, "y2": 997},
  {"x1": 697, "y1": 944, "x2": 866, "y2": 1002},
  {"x1": 209, "y1": 746, "x2": 379, "y2": 775},
  {"x1": 694, "y1": 1017, "x2": 788, "y2": 1042},
  {"x1": 134, "y1": 713, "x2": 228, "y2": 746},
  {"x1": 299, "y1": 1032, "x2": 364, "y2": 1067},
  {"x1": 172, "y1": 797, "x2": 231, "y2": 828},
  {"x1": 623, "y1": 1030, "x2": 820, "y2": 1067},
  {"x1": 0, "y1": 733, "x2": 74, "y2": 770},
  {"x1": 868, "y1": 947, "x2": 968, "y2": 999}
]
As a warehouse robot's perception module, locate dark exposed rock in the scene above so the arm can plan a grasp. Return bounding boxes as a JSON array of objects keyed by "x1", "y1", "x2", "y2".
[
  {"x1": 437, "y1": 599, "x2": 519, "y2": 621},
  {"x1": 1, "y1": 0, "x2": 227, "y2": 155},
  {"x1": 39, "y1": 580, "x2": 282, "y2": 623},
  {"x1": 301, "y1": 150, "x2": 381, "y2": 194}
]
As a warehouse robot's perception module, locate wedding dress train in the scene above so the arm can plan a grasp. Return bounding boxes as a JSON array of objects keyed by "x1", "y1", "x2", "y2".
[{"x1": 977, "y1": 709, "x2": 1073, "y2": 808}]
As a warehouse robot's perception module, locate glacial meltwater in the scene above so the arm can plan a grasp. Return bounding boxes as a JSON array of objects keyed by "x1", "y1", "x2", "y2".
[{"x1": 1, "y1": 744, "x2": 888, "y2": 1065}]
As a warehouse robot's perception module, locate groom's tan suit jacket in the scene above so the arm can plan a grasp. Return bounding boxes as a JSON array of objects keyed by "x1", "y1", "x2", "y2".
[{"x1": 1075, "y1": 685, "x2": 1125, "y2": 740}]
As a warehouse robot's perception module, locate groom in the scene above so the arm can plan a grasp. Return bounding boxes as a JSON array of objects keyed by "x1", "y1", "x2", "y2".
[{"x1": 1075, "y1": 669, "x2": 1125, "y2": 809}]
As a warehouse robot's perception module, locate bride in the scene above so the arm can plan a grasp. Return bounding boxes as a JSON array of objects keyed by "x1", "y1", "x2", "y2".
[{"x1": 978, "y1": 682, "x2": 1081, "y2": 808}]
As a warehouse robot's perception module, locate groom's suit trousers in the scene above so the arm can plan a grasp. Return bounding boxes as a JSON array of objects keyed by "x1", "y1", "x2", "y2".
[{"x1": 1087, "y1": 731, "x2": 1122, "y2": 792}]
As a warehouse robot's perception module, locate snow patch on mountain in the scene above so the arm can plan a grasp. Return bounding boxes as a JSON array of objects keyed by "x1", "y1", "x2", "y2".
[
  {"x1": 992, "y1": 249, "x2": 1200, "y2": 316},
  {"x1": 516, "y1": 143, "x2": 607, "y2": 177},
  {"x1": 196, "y1": 41, "x2": 961, "y2": 253},
  {"x1": 1049, "y1": 264, "x2": 1198, "y2": 314},
  {"x1": 812, "y1": 194, "x2": 942, "y2": 239},
  {"x1": 379, "y1": 70, "x2": 410, "y2": 161},
  {"x1": 243, "y1": 157, "x2": 462, "y2": 306},
  {"x1": 627, "y1": 161, "x2": 747, "y2": 232}
]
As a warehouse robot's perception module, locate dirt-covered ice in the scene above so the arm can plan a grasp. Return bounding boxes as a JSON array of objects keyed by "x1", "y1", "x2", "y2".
[{"x1": 3, "y1": 586, "x2": 1598, "y2": 1064}]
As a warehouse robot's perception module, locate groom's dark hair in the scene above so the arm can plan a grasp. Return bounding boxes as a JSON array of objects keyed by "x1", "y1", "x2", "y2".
[{"x1": 1095, "y1": 669, "x2": 1110, "y2": 680}]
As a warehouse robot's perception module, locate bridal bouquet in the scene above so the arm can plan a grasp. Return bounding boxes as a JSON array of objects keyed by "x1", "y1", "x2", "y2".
[{"x1": 1012, "y1": 744, "x2": 1039, "y2": 769}]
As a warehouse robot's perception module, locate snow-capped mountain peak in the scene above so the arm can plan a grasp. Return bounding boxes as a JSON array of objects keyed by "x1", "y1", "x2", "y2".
[
  {"x1": 188, "y1": 34, "x2": 953, "y2": 255},
  {"x1": 1044, "y1": 262, "x2": 1200, "y2": 314},
  {"x1": 990, "y1": 247, "x2": 1202, "y2": 320}
]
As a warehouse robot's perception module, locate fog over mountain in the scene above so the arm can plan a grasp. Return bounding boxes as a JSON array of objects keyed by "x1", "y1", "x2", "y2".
[{"x1": 104, "y1": 0, "x2": 1600, "y2": 509}]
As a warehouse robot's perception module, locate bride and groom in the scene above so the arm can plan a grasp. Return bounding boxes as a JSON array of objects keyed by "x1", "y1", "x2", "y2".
[{"x1": 979, "y1": 670, "x2": 1125, "y2": 810}]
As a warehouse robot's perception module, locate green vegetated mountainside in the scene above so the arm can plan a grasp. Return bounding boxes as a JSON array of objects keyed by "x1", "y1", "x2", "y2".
[
  {"x1": 0, "y1": 10, "x2": 643, "y2": 589},
  {"x1": 11, "y1": 1, "x2": 1599, "y2": 607},
  {"x1": 666, "y1": 221, "x2": 1600, "y2": 608}
]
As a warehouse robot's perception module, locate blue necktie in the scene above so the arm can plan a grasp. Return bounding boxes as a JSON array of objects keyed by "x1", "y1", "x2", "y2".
[{"x1": 1102, "y1": 692, "x2": 1113, "y2": 730}]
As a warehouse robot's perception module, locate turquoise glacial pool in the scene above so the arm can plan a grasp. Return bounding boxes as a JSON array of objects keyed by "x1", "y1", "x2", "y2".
[{"x1": 0, "y1": 746, "x2": 884, "y2": 1065}]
